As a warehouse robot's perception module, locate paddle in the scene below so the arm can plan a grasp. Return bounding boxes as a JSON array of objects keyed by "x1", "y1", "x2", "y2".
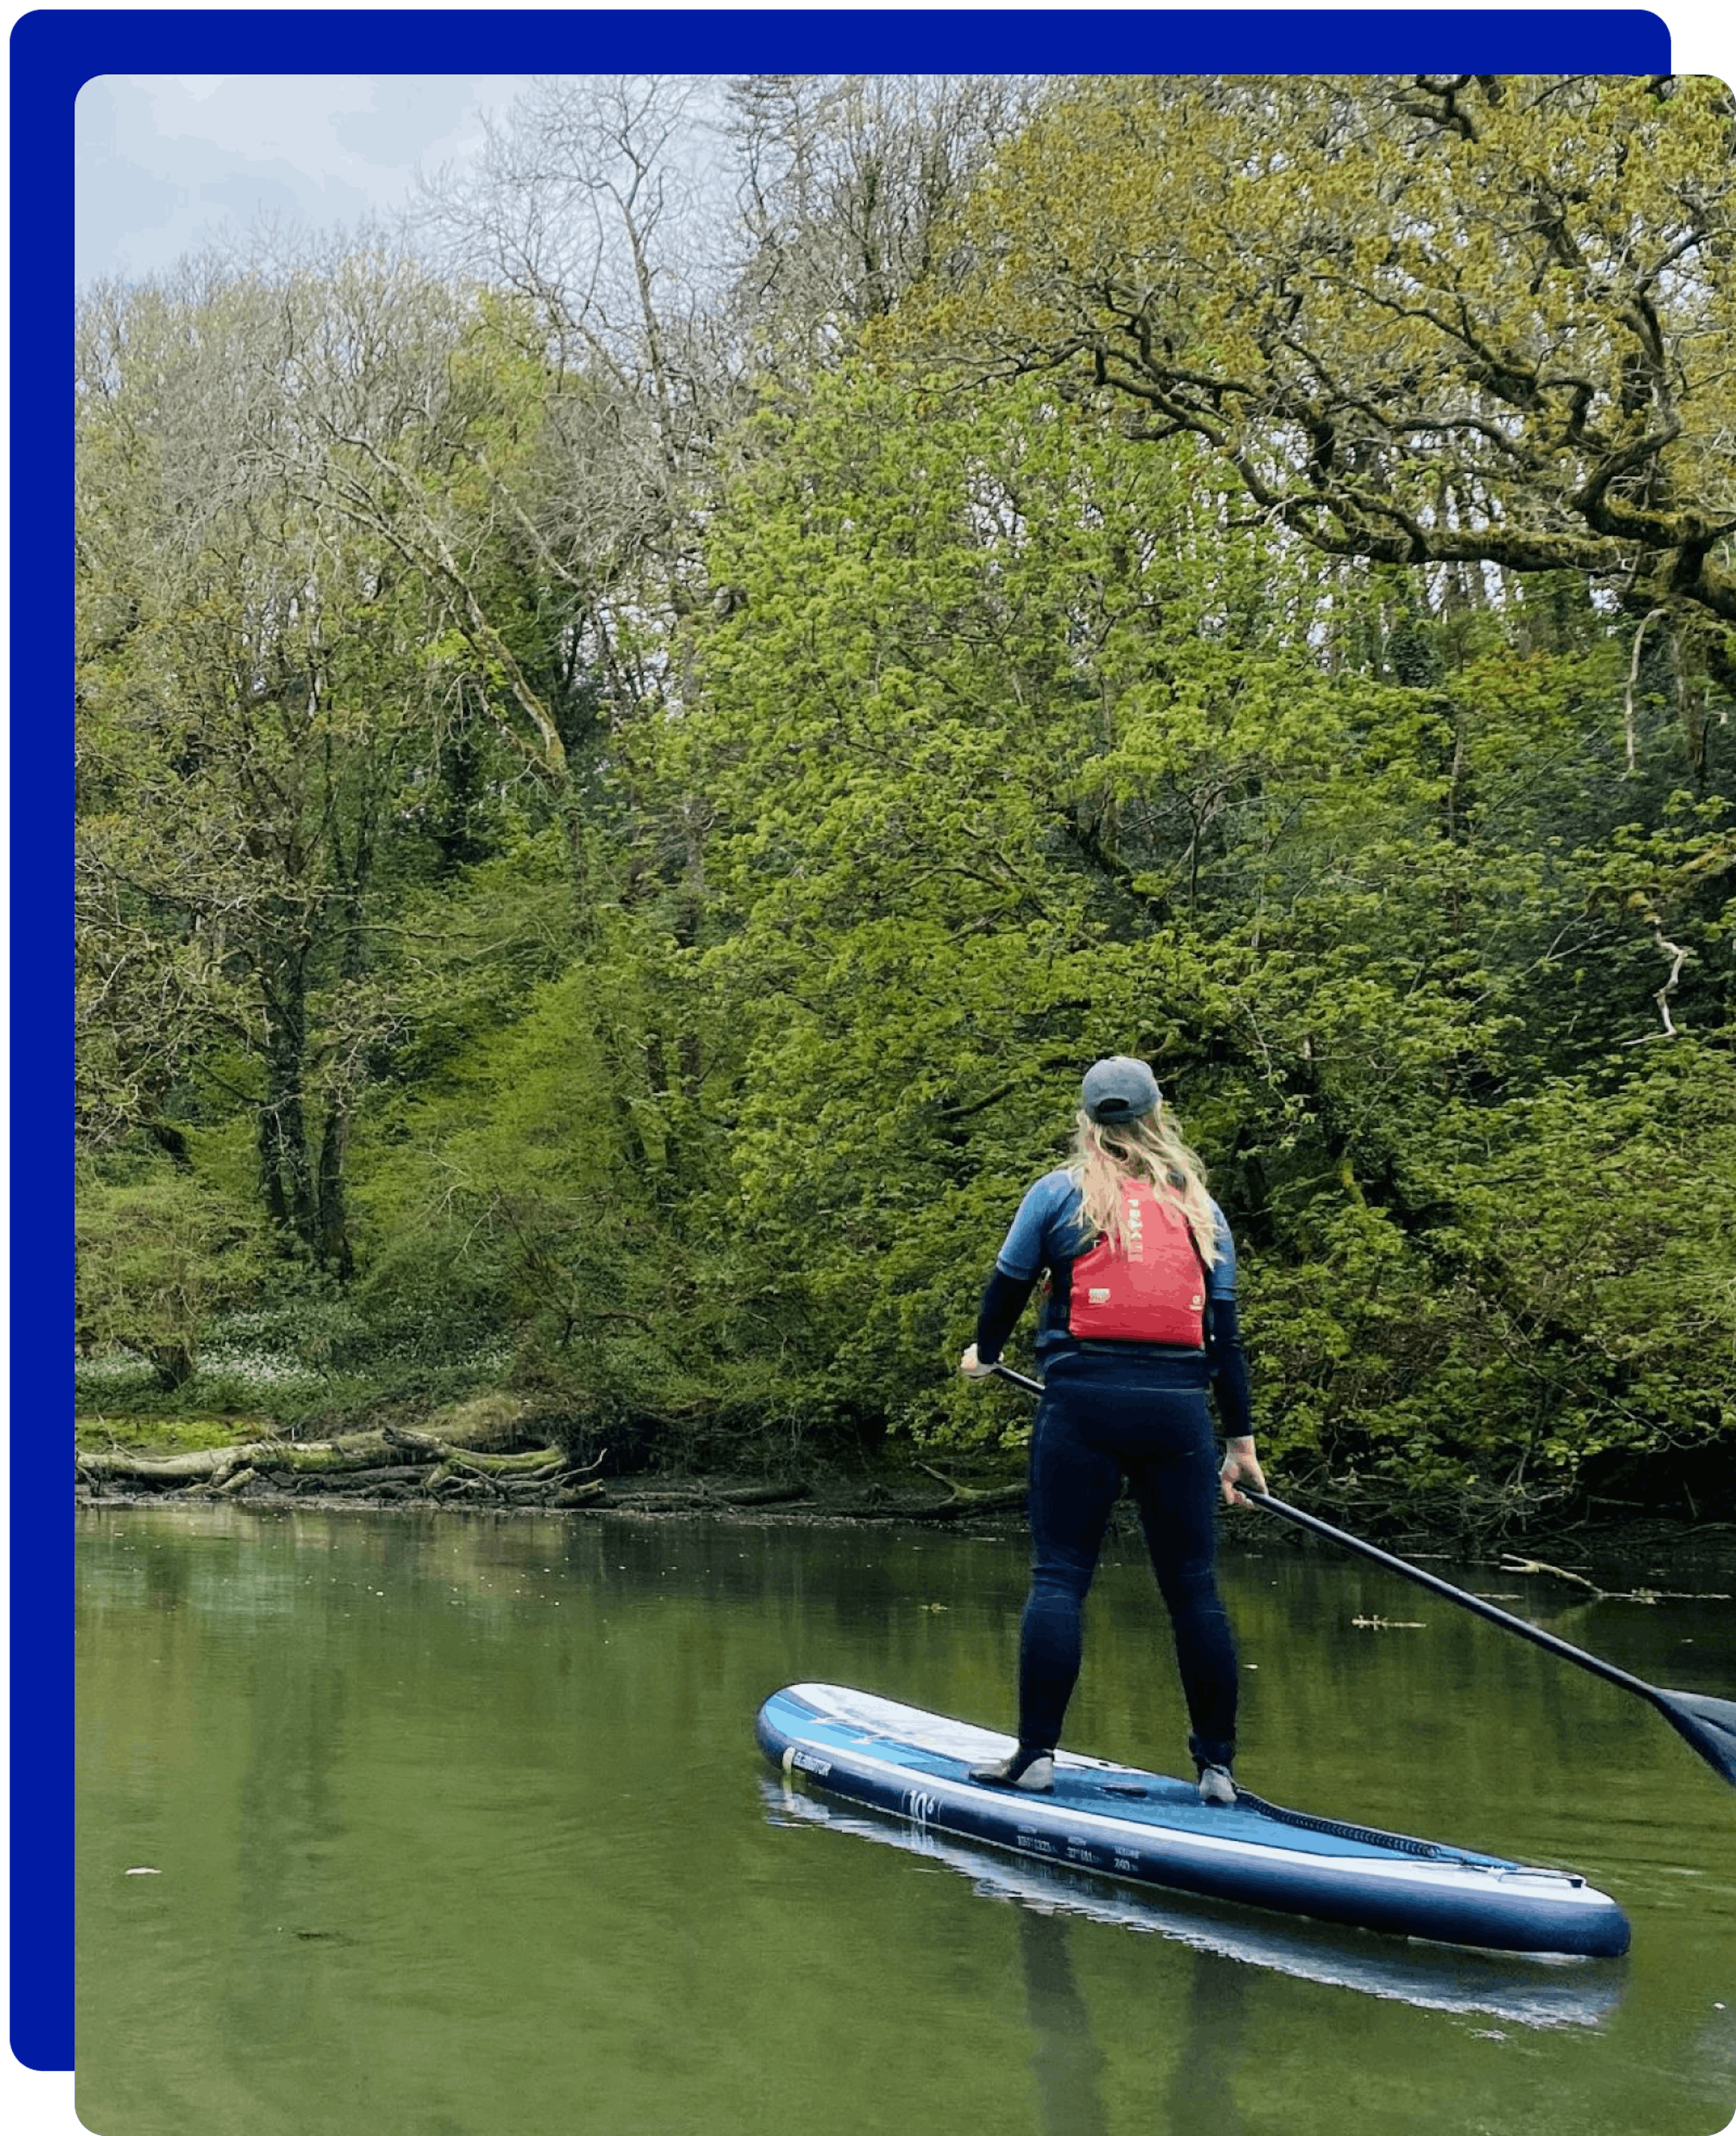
[{"x1": 986, "y1": 1361, "x2": 1736, "y2": 1790}]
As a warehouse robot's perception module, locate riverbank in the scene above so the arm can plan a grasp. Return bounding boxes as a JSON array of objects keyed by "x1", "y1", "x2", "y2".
[{"x1": 75, "y1": 1413, "x2": 1736, "y2": 1593}]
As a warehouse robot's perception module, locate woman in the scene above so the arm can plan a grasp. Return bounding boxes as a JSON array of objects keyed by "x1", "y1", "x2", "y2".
[{"x1": 959, "y1": 1055, "x2": 1265, "y2": 1802}]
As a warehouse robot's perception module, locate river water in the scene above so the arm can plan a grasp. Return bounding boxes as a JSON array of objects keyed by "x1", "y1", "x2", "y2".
[{"x1": 75, "y1": 1503, "x2": 1736, "y2": 2136}]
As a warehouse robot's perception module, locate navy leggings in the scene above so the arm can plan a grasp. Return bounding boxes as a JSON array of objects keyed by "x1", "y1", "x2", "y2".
[{"x1": 1016, "y1": 1353, "x2": 1238, "y2": 1770}]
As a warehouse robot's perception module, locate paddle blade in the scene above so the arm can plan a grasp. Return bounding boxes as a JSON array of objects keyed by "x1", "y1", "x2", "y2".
[{"x1": 1657, "y1": 1690, "x2": 1736, "y2": 1788}]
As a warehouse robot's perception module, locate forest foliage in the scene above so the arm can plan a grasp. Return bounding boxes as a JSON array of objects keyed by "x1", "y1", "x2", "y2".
[{"x1": 75, "y1": 74, "x2": 1736, "y2": 1520}]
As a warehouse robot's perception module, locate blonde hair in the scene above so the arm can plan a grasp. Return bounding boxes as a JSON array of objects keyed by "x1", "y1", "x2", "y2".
[{"x1": 1069, "y1": 1105, "x2": 1221, "y2": 1267}]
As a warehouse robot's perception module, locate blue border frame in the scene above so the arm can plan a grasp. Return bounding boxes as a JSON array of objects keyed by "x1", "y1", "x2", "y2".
[{"x1": 32, "y1": 3, "x2": 1673, "y2": 2082}]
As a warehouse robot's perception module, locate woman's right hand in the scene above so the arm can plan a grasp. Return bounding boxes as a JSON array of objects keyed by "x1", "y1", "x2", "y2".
[{"x1": 959, "y1": 1343, "x2": 996, "y2": 1380}]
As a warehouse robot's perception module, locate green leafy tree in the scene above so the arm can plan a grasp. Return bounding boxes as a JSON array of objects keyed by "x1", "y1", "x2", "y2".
[
  {"x1": 928, "y1": 74, "x2": 1736, "y2": 703},
  {"x1": 76, "y1": 269, "x2": 443, "y2": 1270},
  {"x1": 669, "y1": 348, "x2": 1735, "y2": 1499},
  {"x1": 670, "y1": 365, "x2": 1359, "y2": 1425},
  {"x1": 75, "y1": 1159, "x2": 269, "y2": 1389}
]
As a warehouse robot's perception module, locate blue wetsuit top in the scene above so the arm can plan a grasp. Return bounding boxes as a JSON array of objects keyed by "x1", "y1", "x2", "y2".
[{"x1": 974, "y1": 1168, "x2": 1253, "y2": 1437}]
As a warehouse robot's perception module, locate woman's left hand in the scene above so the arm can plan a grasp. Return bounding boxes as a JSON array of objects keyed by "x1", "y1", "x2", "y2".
[{"x1": 959, "y1": 1343, "x2": 996, "y2": 1379}]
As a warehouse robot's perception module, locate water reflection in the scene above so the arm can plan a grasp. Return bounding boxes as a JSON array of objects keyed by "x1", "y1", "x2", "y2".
[
  {"x1": 1018, "y1": 1907, "x2": 1111, "y2": 2136},
  {"x1": 1014, "y1": 1905, "x2": 1254, "y2": 2136},
  {"x1": 1160, "y1": 1951, "x2": 1249, "y2": 2136},
  {"x1": 232, "y1": 1628, "x2": 354, "y2": 2031},
  {"x1": 762, "y1": 1781, "x2": 1624, "y2": 2032}
]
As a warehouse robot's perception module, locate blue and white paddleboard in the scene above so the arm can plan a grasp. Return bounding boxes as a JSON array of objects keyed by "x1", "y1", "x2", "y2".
[{"x1": 756, "y1": 1683, "x2": 1631, "y2": 1959}]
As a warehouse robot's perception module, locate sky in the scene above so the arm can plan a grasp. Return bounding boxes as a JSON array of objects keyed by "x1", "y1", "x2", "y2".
[{"x1": 73, "y1": 73, "x2": 534, "y2": 287}]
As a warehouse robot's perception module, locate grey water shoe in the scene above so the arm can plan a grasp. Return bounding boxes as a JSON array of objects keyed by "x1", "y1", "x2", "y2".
[{"x1": 971, "y1": 1748, "x2": 1055, "y2": 1793}]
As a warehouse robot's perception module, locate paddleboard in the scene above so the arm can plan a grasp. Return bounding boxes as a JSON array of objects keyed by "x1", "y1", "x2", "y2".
[{"x1": 756, "y1": 1682, "x2": 1631, "y2": 1959}]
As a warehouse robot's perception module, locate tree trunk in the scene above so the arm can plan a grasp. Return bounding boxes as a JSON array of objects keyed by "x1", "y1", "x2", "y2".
[
  {"x1": 315, "y1": 1099, "x2": 354, "y2": 1279},
  {"x1": 259, "y1": 951, "x2": 318, "y2": 1251},
  {"x1": 74, "y1": 1427, "x2": 609, "y2": 1510},
  {"x1": 78, "y1": 1431, "x2": 408, "y2": 1484},
  {"x1": 147, "y1": 1342, "x2": 198, "y2": 1392}
]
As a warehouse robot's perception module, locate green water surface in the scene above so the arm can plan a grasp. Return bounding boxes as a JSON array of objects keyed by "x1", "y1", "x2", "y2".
[{"x1": 75, "y1": 1505, "x2": 1736, "y2": 2136}]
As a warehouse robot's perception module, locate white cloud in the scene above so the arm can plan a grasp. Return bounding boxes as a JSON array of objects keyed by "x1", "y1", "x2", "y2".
[{"x1": 74, "y1": 74, "x2": 531, "y2": 287}]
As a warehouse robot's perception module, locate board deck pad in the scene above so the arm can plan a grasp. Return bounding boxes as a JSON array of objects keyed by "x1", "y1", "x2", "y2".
[{"x1": 756, "y1": 1683, "x2": 1631, "y2": 1959}]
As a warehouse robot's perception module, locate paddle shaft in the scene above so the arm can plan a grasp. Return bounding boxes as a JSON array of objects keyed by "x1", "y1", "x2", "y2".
[{"x1": 985, "y1": 1360, "x2": 1662, "y2": 1711}]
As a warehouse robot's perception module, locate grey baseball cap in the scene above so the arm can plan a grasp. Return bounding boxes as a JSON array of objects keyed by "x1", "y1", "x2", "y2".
[{"x1": 1080, "y1": 1056, "x2": 1161, "y2": 1122}]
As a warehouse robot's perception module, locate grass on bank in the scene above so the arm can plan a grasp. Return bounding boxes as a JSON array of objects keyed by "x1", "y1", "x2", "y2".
[{"x1": 75, "y1": 1413, "x2": 271, "y2": 1457}]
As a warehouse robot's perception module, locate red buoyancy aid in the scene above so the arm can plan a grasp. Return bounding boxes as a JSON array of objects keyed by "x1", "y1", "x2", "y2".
[{"x1": 1066, "y1": 1180, "x2": 1207, "y2": 1348}]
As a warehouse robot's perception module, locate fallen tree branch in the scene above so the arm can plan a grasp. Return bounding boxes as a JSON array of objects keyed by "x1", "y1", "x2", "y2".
[
  {"x1": 382, "y1": 1427, "x2": 566, "y2": 1475},
  {"x1": 78, "y1": 1431, "x2": 404, "y2": 1485},
  {"x1": 834, "y1": 1484, "x2": 1029, "y2": 1522},
  {"x1": 1499, "y1": 1555, "x2": 1728, "y2": 1603},
  {"x1": 547, "y1": 1481, "x2": 609, "y2": 1508},
  {"x1": 1500, "y1": 1554, "x2": 1607, "y2": 1597},
  {"x1": 913, "y1": 1462, "x2": 1015, "y2": 1507},
  {"x1": 75, "y1": 1424, "x2": 604, "y2": 1510}
]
